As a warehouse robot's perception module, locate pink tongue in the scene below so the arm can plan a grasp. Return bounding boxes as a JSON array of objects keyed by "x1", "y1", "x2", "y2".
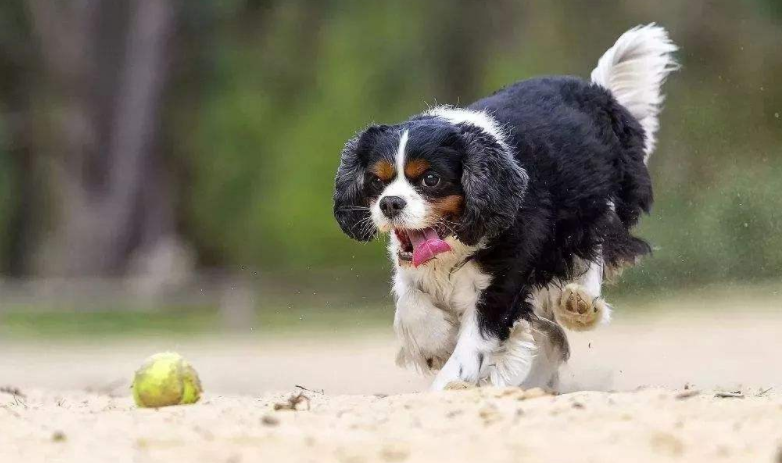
[{"x1": 408, "y1": 228, "x2": 452, "y2": 267}]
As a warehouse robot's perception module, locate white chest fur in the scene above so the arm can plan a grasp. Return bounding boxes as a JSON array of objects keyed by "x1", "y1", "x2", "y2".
[{"x1": 390, "y1": 237, "x2": 491, "y2": 371}]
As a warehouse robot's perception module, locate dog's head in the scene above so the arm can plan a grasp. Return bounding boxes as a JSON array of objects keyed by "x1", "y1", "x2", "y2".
[{"x1": 333, "y1": 107, "x2": 528, "y2": 266}]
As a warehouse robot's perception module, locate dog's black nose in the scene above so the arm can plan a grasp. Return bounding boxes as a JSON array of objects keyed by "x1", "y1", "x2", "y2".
[{"x1": 379, "y1": 196, "x2": 406, "y2": 218}]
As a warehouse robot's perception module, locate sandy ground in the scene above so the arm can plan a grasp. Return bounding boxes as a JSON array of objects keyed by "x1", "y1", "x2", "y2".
[
  {"x1": 3, "y1": 309, "x2": 782, "y2": 462},
  {"x1": 2, "y1": 387, "x2": 781, "y2": 463}
]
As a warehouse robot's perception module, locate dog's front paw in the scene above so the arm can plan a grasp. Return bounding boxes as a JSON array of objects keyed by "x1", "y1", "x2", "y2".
[
  {"x1": 554, "y1": 283, "x2": 611, "y2": 331},
  {"x1": 429, "y1": 351, "x2": 485, "y2": 391},
  {"x1": 443, "y1": 380, "x2": 478, "y2": 390},
  {"x1": 430, "y1": 369, "x2": 470, "y2": 391}
]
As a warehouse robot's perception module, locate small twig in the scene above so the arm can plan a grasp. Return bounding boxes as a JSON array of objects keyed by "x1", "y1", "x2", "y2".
[
  {"x1": 714, "y1": 391, "x2": 744, "y2": 399},
  {"x1": 294, "y1": 384, "x2": 324, "y2": 395},
  {"x1": 12, "y1": 394, "x2": 27, "y2": 408},
  {"x1": 0, "y1": 386, "x2": 26, "y2": 398},
  {"x1": 2, "y1": 386, "x2": 28, "y2": 408},
  {"x1": 675, "y1": 390, "x2": 700, "y2": 400},
  {"x1": 273, "y1": 392, "x2": 311, "y2": 411},
  {"x1": 758, "y1": 387, "x2": 773, "y2": 397}
]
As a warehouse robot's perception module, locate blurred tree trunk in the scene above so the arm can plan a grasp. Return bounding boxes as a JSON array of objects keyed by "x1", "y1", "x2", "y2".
[
  {"x1": 425, "y1": 0, "x2": 519, "y2": 103},
  {"x1": 26, "y1": 0, "x2": 187, "y2": 277},
  {"x1": 0, "y1": 1, "x2": 36, "y2": 277},
  {"x1": 426, "y1": 0, "x2": 498, "y2": 103}
]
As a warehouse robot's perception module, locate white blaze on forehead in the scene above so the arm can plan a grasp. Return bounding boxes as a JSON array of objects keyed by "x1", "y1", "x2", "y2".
[{"x1": 395, "y1": 129, "x2": 409, "y2": 175}]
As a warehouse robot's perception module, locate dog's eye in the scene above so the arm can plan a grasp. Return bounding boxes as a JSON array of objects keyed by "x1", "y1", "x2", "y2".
[
  {"x1": 421, "y1": 172, "x2": 440, "y2": 187},
  {"x1": 370, "y1": 175, "x2": 385, "y2": 190}
]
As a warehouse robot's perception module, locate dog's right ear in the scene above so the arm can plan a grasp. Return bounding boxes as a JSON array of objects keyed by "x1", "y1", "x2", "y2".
[
  {"x1": 333, "y1": 125, "x2": 388, "y2": 241},
  {"x1": 456, "y1": 124, "x2": 528, "y2": 246}
]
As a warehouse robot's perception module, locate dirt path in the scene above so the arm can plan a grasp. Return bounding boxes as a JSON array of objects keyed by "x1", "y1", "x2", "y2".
[
  {"x1": 3, "y1": 311, "x2": 782, "y2": 462},
  {"x1": 2, "y1": 387, "x2": 781, "y2": 463}
]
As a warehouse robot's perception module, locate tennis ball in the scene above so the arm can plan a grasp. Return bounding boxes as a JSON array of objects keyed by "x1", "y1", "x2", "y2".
[{"x1": 132, "y1": 352, "x2": 203, "y2": 408}]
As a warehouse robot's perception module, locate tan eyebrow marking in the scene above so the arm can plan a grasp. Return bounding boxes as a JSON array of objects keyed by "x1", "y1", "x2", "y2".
[
  {"x1": 369, "y1": 160, "x2": 395, "y2": 182},
  {"x1": 404, "y1": 159, "x2": 431, "y2": 178}
]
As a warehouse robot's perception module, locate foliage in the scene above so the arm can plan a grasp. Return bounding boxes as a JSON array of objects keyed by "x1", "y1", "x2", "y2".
[
  {"x1": 174, "y1": 0, "x2": 782, "y2": 289},
  {"x1": 1, "y1": 0, "x2": 781, "y2": 290}
]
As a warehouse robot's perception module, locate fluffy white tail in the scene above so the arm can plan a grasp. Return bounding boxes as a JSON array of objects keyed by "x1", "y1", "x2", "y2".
[{"x1": 591, "y1": 24, "x2": 679, "y2": 159}]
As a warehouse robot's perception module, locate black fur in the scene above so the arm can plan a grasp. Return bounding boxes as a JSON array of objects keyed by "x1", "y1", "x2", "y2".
[
  {"x1": 333, "y1": 132, "x2": 374, "y2": 241},
  {"x1": 334, "y1": 75, "x2": 654, "y2": 341},
  {"x1": 333, "y1": 125, "x2": 399, "y2": 241},
  {"x1": 452, "y1": 122, "x2": 528, "y2": 246}
]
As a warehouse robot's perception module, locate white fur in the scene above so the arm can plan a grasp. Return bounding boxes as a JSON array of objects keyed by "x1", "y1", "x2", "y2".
[
  {"x1": 393, "y1": 283, "x2": 458, "y2": 372},
  {"x1": 486, "y1": 320, "x2": 537, "y2": 387},
  {"x1": 590, "y1": 24, "x2": 678, "y2": 158},
  {"x1": 426, "y1": 106, "x2": 510, "y2": 151},
  {"x1": 579, "y1": 252, "x2": 604, "y2": 298},
  {"x1": 393, "y1": 237, "x2": 489, "y2": 372},
  {"x1": 430, "y1": 306, "x2": 497, "y2": 391},
  {"x1": 392, "y1": 234, "x2": 538, "y2": 390},
  {"x1": 395, "y1": 129, "x2": 409, "y2": 174}
]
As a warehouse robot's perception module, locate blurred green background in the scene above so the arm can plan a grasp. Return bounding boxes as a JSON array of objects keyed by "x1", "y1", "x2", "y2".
[{"x1": 0, "y1": 0, "x2": 780, "y2": 336}]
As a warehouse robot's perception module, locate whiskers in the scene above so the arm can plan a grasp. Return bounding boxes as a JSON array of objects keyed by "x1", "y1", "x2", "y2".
[
  {"x1": 335, "y1": 205, "x2": 379, "y2": 242},
  {"x1": 355, "y1": 215, "x2": 378, "y2": 242}
]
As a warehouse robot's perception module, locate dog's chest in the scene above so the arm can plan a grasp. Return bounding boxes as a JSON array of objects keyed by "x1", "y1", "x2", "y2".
[{"x1": 395, "y1": 259, "x2": 491, "y2": 315}]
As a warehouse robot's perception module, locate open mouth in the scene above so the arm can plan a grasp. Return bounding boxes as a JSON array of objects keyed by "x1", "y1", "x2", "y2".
[{"x1": 394, "y1": 227, "x2": 452, "y2": 267}]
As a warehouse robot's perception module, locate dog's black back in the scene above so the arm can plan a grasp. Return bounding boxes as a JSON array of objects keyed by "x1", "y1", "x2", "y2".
[{"x1": 470, "y1": 76, "x2": 653, "y2": 297}]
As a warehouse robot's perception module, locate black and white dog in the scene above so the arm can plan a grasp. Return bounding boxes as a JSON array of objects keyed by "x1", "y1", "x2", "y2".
[{"x1": 333, "y1": 25, "x2": 678, "y2": 390}]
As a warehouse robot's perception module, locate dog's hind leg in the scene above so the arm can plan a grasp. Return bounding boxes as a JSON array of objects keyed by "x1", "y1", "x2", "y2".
[{"x1": 521, "y1": 315, "x2": 570, "y2": 390}]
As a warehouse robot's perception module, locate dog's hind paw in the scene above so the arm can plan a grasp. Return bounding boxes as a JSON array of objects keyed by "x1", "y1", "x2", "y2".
[{"x1": 554, "y1": 283, "x2": 611, "y2": 331}]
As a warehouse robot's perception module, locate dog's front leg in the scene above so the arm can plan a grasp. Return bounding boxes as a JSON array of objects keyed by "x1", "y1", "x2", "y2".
[
  {"x1": 430, "y1": 279, "x2": 538, "y2": 391},
  {"x1": 394, "y1": 280, "x2": 459, "y2": 373},
  {"x1": 429, "y1": 307, "x2": 497, "y2": 391}
]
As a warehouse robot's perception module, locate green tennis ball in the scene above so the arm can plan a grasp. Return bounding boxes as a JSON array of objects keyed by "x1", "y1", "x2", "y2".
[{"x1": 132, "y1": 352, "x2": 203, "y2": 408}]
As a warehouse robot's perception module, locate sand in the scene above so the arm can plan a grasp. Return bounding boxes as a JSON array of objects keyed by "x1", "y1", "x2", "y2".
[
  {"x1": 3, "y1": 309, "x2": 782, "y2": 462},
  {"x1": 2, "y1": 386, "x2": 781, "y2": 463}
]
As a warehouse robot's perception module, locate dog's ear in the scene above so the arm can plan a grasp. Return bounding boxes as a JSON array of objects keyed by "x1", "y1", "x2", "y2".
[
  {"x1": 456, "y1": 124, "x2": 527, "y2": 245},
  {"x1": 333, "y1": 125, "x2": 387, "y2": 241}
]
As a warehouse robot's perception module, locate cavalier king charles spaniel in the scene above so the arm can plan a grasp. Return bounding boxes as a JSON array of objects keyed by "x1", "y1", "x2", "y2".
[{"x1": 333, "y1": 24, "x2": 678, "y2": 391}]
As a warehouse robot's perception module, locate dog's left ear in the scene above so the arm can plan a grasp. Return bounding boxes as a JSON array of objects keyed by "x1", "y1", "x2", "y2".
[
  {"x1": 333, "y1": 125, "x2": 387, "y2": 241},
  {"x1": 456, "y1": 124, "x2": 528, "y2": 245}
]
